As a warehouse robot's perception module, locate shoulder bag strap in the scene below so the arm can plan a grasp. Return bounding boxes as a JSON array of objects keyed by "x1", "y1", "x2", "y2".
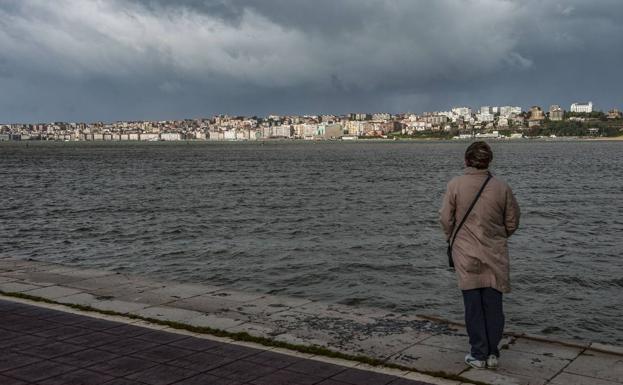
[{"x1": 449, "y1": 172, "x2": 492, "y2": 250}]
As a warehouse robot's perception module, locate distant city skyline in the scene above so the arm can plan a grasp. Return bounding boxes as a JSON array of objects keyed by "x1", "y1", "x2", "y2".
[
  {"x1": 5, "y1": 102, "x2": 621, "y2": 143},
  {"x1": 0, "y1": 101, "x2": 613, "y2": 125},
  {"x1": 1, "y1": 1, "x2": 622, "y2": 122}
]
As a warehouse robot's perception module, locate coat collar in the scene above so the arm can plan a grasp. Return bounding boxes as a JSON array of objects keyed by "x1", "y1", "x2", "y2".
[{"x1": 464, "y1": 167, "x2": 490, "y2": 175}]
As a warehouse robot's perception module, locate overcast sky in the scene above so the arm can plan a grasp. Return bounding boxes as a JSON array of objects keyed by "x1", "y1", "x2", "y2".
[{"x1": 1, "y1": 0, "x2": 622, "y2": 122}]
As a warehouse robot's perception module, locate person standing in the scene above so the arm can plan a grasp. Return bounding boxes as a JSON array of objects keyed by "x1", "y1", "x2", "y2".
[{"x1": 439, "y1": 141, "x2": 520, "y2": 370}]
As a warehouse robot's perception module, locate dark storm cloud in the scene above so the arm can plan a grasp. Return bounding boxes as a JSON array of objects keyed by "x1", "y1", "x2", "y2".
[{"x1": 0, "y1": 0, "x2": 622, "y2": 122}]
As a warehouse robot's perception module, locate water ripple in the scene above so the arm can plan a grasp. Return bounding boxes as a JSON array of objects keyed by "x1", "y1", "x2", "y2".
[{"x1": 1, "y1": 140, "x2": 622, "y2": 344}]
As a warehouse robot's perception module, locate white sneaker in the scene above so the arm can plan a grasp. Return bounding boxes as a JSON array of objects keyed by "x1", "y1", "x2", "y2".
[
  {"x1": 487, "y1": 354, "x2": 499, "y2": 370},
  {"x1": 465, "y1": 354, "x2": 486, "y2": 369}
]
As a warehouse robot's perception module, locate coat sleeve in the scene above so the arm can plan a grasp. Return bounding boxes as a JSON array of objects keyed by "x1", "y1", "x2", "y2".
[
  {"x1": 439, "y1": 181, "x2": 456, "y2": 241},
  {"x1": 504, "y1": 186, "x2": 520, "y2": 237}
]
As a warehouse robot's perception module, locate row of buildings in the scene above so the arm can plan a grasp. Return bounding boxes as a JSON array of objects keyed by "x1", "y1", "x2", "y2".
[
  {"x1": 2, "y1": 102, "x2": 621, "y2": 141},
  {"x1": 526, "y1": 103, "x2": 621, "y2": 128}
]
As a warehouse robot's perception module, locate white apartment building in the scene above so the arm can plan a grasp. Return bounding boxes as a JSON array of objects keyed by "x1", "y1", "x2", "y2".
[
  {"x1": 223, "y1": 130, "x2": 237, "y2": 140},
  {"x1": 423, "y1": 115, "x2": 448, "y2": 125},
  {"x1": 372, "y1": 113, "x2": 391, "y2": 121},
  {"x1": 477, "y1": 113, "x2": 495, "y2": 122},
  {"x1": 323, "y1": 124, "x2": 344, "y2": 138},
  {"x1": 406, "y1": 121, "x2": 432, "y2": 132},
  {"x1": 160, "y1": 132, "x2": 182, "y2": 141},
  {"x1": 438, "y1": 111, "x2": 454, "y2": 119},
  {"x1": 406, "y1": 114, "x2": 419, "y2": 122},
  {"x1": 452, "y1": 107, "x2": 472, "y2": 117},
  {"x1": 480, "y1": 106, "x2": 492, "y2": 114},
  {"x1": 345, "y1": 121, "x2": 368, "y2": 136},
  {"x1": 208, "y1": 131, "x2": 224, "y2": 141},
  {"x1": 140, "y1": 133, "x2": 159, "y2": 141},
  {"x1": 293, "y1": 123, "x2": 319, "y2": 138},
  {"x1": 499, "y1": 106, "x2": 522, "y2": 117},
  {"x1": 570, "y1": 102, "x2": 593, "y2": 113},
  {"x1": 271, "y1": 125, "x2": 292, "y2": 138}
]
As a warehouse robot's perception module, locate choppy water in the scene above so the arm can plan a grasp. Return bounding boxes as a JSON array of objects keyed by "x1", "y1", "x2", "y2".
[{"x1": 1, "y1": 140, "x2": 622, "y2": 344}]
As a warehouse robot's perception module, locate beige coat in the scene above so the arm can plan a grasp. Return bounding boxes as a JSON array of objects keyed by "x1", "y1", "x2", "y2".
[{"x1": 439, "y1": 168, "x2": 520, "y2": 293}]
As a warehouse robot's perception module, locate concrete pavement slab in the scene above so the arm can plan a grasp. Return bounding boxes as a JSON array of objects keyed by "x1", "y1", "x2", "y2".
[
  {"x1": 185, "y1": 313, "x2": 245, "y2": 330},
  {"x1": 132, "y1": 305, "x2": 205, "y2": 322},
  {"x1": 167, "y1": 295, "x2": 245, "y2": 314},
  {"x1": 208, "y1": 288, "x2": 266, "y2": 302},
  {"x1": 387, "y1": 343, "x2": 468, "y2": 375},
  {"x1": 507, "y1": 337, "x2": 584, "y2": 360},
  {"x1": 277, "y1": 325, "x2": 345, "y2": 349},
  {"x1": 92, "y1": 298, "x2": 151, "y2": 313},
  {"x1": 66, "y1": 274, "x2": 137, "y2": 290},
  {"x1": 23, "y1": 285, "x2": 83, "y2": 300},
  {"x1": 591, "y1": 343, "x2": 623, "y2": 356},
  {"x1": 142, "y1": 282, "x2": 221, "y2": 298},
  {"x1": 274, "y1": 332, "x2": 333, "y2": 348},
  {"x1": 0, "y1": 281, "x2": 42, "y2": 293},
  {"x1": 550, "y1": 372, "x2": 623, "y2": 385},
  {"x1": 90, "y1": 282, "x2": 162, "y2": 300},
  {"x1": 461, "y1": 368, "x2": 546, "y2": 385},
  {"x1": 338, "y1": 331, "x2": 432, "y2": 359},
  {"x1": 0, "y1": 276, "x2": 17, "y2": 284},
  {"x1": 56, "y1": 292, "x2": 99, "y2": 306},
  {"x1": 16, "y1": 278, "x2": 57, "y2": 287},
  {"x1": 245, "y1": 293, "x2": 312, "y2": 308},
  {"x1": 401, "y1": 371, "x2": 463, "y2": 385},
  {"x1": 564, "y1": 350, "x2": 623, "y2": 383},
  {"x1": 226, "y1": 322, "x2": 278, "y2": 338},
  {"x1": 491, "y1": 349, "x2": 570, "y2": 382},
  {"x1": 419, "y1": 333, "x2": 470, "y2": 352},
  {"x1": 114, "y1": 289, "x2": 190, "y2": 306},
  {"x1": 214, "y1": 300, "x2": 292, "y2": 317},
  {"x1": 294, "y1": 301, "x2": 379, "y2": 324}
]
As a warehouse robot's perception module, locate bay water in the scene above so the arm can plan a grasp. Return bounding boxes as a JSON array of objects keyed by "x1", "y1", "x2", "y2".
[{"x1": 1, "y1": 140, "x2": 621, "y2": 344}]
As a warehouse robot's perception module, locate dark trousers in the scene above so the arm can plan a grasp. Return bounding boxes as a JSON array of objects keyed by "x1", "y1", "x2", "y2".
[{"x1": 462, "y1": 287, "x2": 504, "y2": 360}]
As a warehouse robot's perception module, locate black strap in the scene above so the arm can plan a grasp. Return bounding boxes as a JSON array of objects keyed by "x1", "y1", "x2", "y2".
[{"x1": 449, "y1": 172, "x2": 492, "y2": 251}]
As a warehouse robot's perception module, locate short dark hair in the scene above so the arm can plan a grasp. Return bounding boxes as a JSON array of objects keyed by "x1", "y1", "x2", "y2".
[{"x1": 465, "y1": 141, "x2": 492, "y2": 169}]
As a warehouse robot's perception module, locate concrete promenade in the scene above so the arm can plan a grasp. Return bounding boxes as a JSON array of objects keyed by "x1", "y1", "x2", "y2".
[{"x1": 1, "y1": 257, "x2": 622, "y2": 385}]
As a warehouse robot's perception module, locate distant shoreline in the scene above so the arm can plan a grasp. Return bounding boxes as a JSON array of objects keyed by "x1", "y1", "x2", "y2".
[
  {"x1": 1, "y1": 136, "x2": 622, "y2": 144},
  {"x1": 583, "y1": 136, "x2": 623, "y2": 141}
]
